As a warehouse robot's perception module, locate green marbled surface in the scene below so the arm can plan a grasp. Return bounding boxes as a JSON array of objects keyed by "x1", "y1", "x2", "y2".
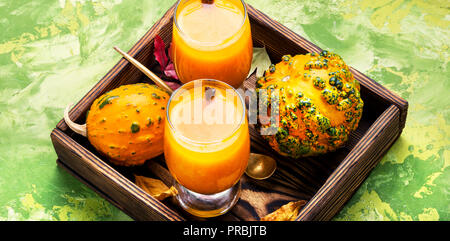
[{"x1": 0, "y1": 0, "x2": 448, "y2": 221}]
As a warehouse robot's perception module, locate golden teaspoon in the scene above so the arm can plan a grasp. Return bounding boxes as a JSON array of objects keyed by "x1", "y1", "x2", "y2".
[{"x1": 245, "y1": 153, "x2": 277, "y2": 180}]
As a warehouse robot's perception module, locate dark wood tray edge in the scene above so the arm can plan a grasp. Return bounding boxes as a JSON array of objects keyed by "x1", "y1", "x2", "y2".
[
  {"x1": 51, "y1": 128, "x2": 184, "y2": 221},
  {"x1": 56, "y1": 159, "x2": 136, "y2": 220},
  {"x1": 296, "y1": 105, "x2": 400, "y2": 220}
]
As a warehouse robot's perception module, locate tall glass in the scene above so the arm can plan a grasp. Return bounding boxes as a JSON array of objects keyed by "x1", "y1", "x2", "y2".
[
  {"x1": 164, "y1": 79, "x2": 250, "y2": 217},
  {"x1": 172, "y1": 0, "x2": 253, "y2": 88}
]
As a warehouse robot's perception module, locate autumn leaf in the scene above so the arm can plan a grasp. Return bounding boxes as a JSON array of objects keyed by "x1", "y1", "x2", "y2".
[
  {"x1": 154, "y1": 35, "x2": 168, "y2": 70},
  {"x1": 260, "y1": 200, "x2": 306, "y2": 221},
  {"x1": 154, "y1": 35, "x2": 179, "y2": 80},
  {"x1": 247, "y1": 47, "x2": 272, "y2": 78},
  {"x1": 164, "y1": 62, "x2": 178, "y2": 80},
  {"x1": 134, "y1": 175, "x2": 178, "y2": 201}
]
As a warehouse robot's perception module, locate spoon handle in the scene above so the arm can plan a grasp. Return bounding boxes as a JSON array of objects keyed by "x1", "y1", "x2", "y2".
[{"x1": 113, "y1": 46, "x2": 174, "y2": 94}]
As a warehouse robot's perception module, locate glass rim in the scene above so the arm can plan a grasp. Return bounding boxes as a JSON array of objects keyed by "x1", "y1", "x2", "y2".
[
  {"x1": 165, "y1": 79, "x2": 246, "y2": 145},
  {"x1": 173, "y1": 0, "x2": 248, "y2": 46}
]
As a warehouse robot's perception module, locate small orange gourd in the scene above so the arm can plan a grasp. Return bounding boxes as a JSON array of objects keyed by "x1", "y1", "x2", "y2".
[{"x1": 65, "y1": 83, "x2": 170, "y2": 166}]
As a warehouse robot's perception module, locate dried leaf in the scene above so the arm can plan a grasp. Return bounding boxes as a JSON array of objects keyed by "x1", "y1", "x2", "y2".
[
  {"x1": 260, "y1": 200, "x2": 306, "y2": 221},
  {"x1": 247, "y1": 47, "x2": 272, "y2": 78},
  {"x1": 134, "y1": 175, "x2": 178, "y2": 201},
  {"x1": 154, "y1": 35, "x2": 168, "y2": 71},
  {"x1": 164, "y1": 62, "x2": 179, "y2": 80},
  {"x1": 154, "y1": 35, "x2": 179, "y2": 80}
]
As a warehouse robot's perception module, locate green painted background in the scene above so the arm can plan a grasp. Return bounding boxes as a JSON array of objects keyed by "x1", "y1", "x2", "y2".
[{"x1": 0, "y1": 0, "x2": 448, "y2": 221}]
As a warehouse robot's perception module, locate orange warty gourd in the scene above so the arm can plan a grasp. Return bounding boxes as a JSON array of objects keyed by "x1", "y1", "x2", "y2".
[
  {"x1": 86, "y1": 83, "x2": 169, "y2": 166},
  {"x1": 256, "y1": 51, "x2": 363, "y2": 158}
]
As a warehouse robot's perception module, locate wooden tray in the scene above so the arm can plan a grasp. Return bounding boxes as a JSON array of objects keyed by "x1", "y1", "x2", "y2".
[{"x1": 50, "y1": 3, "x2": 408, "y2": 221}]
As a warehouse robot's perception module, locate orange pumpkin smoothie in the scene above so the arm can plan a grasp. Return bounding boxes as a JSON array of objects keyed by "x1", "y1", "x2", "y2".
[
  {"x1": 164, "y1": 80, "x2": 250, "y2": 195},
  {"x1": 172, "y1": 0, "x2": 253, "y2": 88}
]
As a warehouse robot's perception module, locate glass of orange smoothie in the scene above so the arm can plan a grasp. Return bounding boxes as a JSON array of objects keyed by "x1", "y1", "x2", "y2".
[
  {"x1": 172, "y1": 0, "x2": 253, "y2": 88},
  {"x1": 164, "y1": 79, "x2": 250, "y2": 217}
]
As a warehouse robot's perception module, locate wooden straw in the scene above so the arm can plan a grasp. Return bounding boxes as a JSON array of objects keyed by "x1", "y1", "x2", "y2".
[{"x1": 113, "y1": 46, "x2": 174, "y2": 94}]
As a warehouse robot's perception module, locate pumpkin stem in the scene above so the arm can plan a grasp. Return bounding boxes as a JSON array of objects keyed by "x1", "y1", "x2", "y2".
[{"x1": 64, "y1": 103, "x2": 87, "y2": 137}]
